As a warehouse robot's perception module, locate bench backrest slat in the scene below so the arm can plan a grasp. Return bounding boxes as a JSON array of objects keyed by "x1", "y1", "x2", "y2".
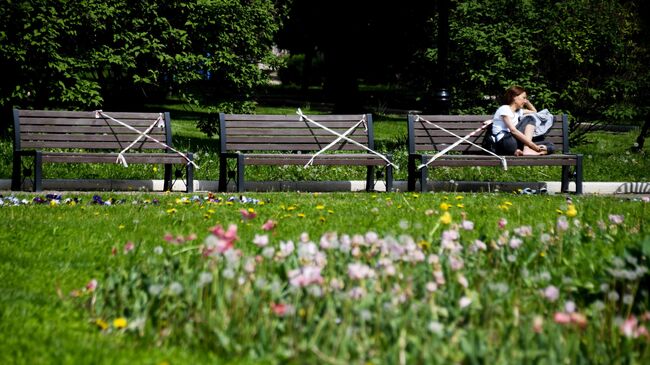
[
  {"x1": 408, "y1": 114, "x2": 569, "y2": 154},
  {"x1": 14, "y1": 110, "x2": 173, "y2": 152},
  {"x1": 220, "y1": 113, "x2": 375, "y2": 152}
]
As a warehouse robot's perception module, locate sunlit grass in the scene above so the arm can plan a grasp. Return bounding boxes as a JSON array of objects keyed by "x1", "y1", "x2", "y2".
[{"x1": 1, "y1": 192, "x2": 648, "y2": 363}]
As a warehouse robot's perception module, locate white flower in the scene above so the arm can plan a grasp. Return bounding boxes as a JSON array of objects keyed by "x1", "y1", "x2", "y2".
[
  {"x1": 198, "y1": 272, "x2": 213, "y2": 287},
  {"x1": 459, "y1": 296, "x2": 472, "y2": 309},
  {"x1": 169, "y1": 282, "x2": 183, "y2": 296}
]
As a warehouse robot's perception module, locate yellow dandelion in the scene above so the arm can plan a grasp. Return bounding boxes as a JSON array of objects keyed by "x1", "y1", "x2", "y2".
[
  {"x1": 95, "y1": 319, "x2": 109, "y2": 331},
  {"x1": 118, "y1": 225, "x2": 125, "y2": 230},
  {"x1": 287, "y1": 206, "x2": 297, "y2": 211},
  {"x1": 113, "y1": 317, "x2": 127, "y2": 329},
  {"x1": 316, "y1": 204, "x2": 325, "y2": 210},
  {"x1": 166, "y1": 208, "x2": 177, "y2": 214},
  {"x1": 412, "y1": 194, "x2": 420, "y2": 198},
  {"x1": 327, "y1": 209, "x2": 334, "y2": 214},
  {"x1": 566, "y1": 204, "x2": 577, "y2": 218},
  {"x1": 540, "y1": 251, "x2": 546, "y2": 257},
  {"x1": 455, "y1": 195, "x2": 463, "y2": 200},
  {"x1": 556, "y1": 209, "x2": 563, "y2": 214},
  {"x1": 226, "y1": 201, "x2": 233, "y2": 206},
  {"x1": 297, "y1": 213, "x2": 306, "y2": 218},
  {"x1": 418, "y1": 240, "x2": 431, "y2": 250},
  {"x1": 319, "y1": 216, "x2": 326, "y2": 222},
  {"x1": 440, "y1": 202, "x2": 451, "y2": 211},
  {"x1": 207, "y1": 209, "x2": 215, "y2": 214},
  {"x1": 247, "y1": 207, "x2": 255, "y2": 214},
  {"x1": 439, "y1": 211, "x2": 452, "y2": 224},
  {"x1": 456, "y1": 203, "x2": 464, "y2": 208},
  {"x1": 504, "y1": 201, "x2": 513, "y2": 206}
]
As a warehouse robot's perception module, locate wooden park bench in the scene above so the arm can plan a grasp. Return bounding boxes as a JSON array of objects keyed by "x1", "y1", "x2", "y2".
[
  {"x1": 12, "y1": 109, "x2": 195, "y2": 192},
  {"x1": 407, "y1": 114, "x2": 583, "y2": 194},
  {"x1": 218, "y1": 112, "x2": 394, "y2": 192}
]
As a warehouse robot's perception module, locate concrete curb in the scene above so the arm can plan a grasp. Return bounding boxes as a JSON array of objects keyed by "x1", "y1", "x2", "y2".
[{"x1": 1, "y1": 179, "x2": 648, "y2": 195}]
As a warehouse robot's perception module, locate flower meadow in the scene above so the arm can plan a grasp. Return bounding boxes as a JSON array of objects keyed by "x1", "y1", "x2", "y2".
[{"x1": 2, "y1": 192, "x2": 650, "y2": 364}]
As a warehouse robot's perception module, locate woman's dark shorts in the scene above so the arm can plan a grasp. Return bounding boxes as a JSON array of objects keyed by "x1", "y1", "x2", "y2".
[{"x1": 493, "y1": 118, "x2": 536, "y2": 155}]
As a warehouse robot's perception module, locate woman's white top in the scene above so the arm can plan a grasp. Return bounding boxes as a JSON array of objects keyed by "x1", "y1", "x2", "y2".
[{"x1": 492, "y1": 105, "x2": 524, "y2": 140}]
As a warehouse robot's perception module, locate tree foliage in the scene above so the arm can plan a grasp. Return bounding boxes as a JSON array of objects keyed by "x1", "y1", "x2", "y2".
[
  {"x1": 440, "y1": 0, "x2": 649, "y2": 133},
  {"x1": 0, "y1": 0, "x2": 281, "y2": 114}
]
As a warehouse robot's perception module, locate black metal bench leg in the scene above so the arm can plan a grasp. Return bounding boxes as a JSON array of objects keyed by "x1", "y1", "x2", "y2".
[
  {"x1": 407, "y1": 156, "x2": 417, "y2": 192},
  {"x1": 164, "y1": 164, "x2": 172, "y2": 192},
  {"x1": 185, "y1": 153, "x2": 194, "y2": 193},
  {"x1": 218, "y1": 156, "x2": 228, "y2": 192},
  {"x1": 419, "y1": 156, "x2": 428, "y2": 193},
  {"x1": 385, "y1": 164, "x2": 393, "y2": 192},
  {"x1": 561, "y1": 166, "x2": 570, "y2": 193},
  {"x1": 575, "y1": 155, "x2": 583, "y2": 195},
  {"x1": 11, "y1": 153, "x2": 21, "y2": 191},
  {"x1": 236, "y1": 154, "x2": 245, "y2": 192},
  {"x1": 33, "y1": 151, "x2": 42, "y2": 192},
  {"x1": 366, "y1": 166, "x2": 375, "y2": 192}
]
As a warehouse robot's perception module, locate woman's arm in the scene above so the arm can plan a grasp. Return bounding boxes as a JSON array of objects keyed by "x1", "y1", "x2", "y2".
[
  {"x1": 522, "y1": 100, "x2": 537, "y2": 114},
  {"x1": 503, "y1": 115, "x2": 542, "y2": 152}
]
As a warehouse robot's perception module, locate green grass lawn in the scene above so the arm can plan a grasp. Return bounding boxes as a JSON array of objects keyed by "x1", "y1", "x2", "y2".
[{"x1": 1, "y1": 192, "x2": 649, "y2": 364}]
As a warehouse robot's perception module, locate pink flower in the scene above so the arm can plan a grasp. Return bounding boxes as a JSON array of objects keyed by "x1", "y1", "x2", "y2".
[
  {"x1": 557, "y1": 216, "x2": 569, "y2": 231},
  {"x1": 261, "y1": 219, "x2": 276, "y2": 231},
  {"x1": 509, "y1": 237, "x2": 523, "y2": 249},
  {"x1": 621, "y1": 317, "x2": 638, "y2": 338},
  {"x1": 271, "y1": 302, "x2": 294, "y2": 317},
  {"x1": 123, "y1": 241, "x2": 135, "y2": 253},
  {"x1": 543, "y1": 285, "x2": 560, "y2": 302},
  {"x1": 553, "y1": 312, "x2": 572, "y2": 325},
  {"x1": 85, "y1": 279, "x2": 98, "y2": 292},
  {"x1": 461, "y1": 220, "x2": 474, "y2": 230},
  {"x1": 240, "y1": 208, "x2": 257, "y2": 220},
  {"x1": 253, "y1": 234, "x2": 269, "y2": 247},
  {"x1": 210, "y1": 224, "x2": 238, "y2": 242},
  {"x1": 288, "y1": 265, "x2": 323, "y2": 287},
  {"x1": 348, "y1": 263, "x2": 375, "y2": 280},
  {"x1": 553, "y1": 312, "x2": 587, "y2": 329},
  {"x1": 608, "y1": 214, "x2": 624, "y2": 225},
  {"x1": 533, "y1": 315, "x2": 544, "y2": 333},
  {"x1": 498, "y1": 218, "x2": 508, "y2": 229},
  {"x1": 570, "y1": 312, "x2": 588, "y2": 329}
]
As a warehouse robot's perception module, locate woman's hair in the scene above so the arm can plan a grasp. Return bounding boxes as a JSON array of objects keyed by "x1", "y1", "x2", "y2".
[{"x1": 502, "y1": 85, "x2": 526, "y2": 105}]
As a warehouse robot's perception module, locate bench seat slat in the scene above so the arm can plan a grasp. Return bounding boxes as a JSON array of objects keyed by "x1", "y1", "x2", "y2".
[
  {"x1": 226, "y1": 136, "x2": 369, "y2": 144},
  {"x1": 21, "y1": 133, "x2": 168, "y2": 142},
  {"x1": 40, "y1": 152, "x2": 187, "y2": 164},
  {"x1": 20, "y1": 141, "x2": 169, "y2": 149},
  {"x1": 225, "y1": 121, "x2": 368, "y2": 129},
  {"x1": 19, "y1": 117, "x2": 165, "y2": 127},
  {"x1": 243, "y1": 153, "x2": 388, "y2": 166},
  {"x1": 18, "y1": 110, "x2": 162, "y2": 119},
  {"x1": 225, "y1": 144, "x2": 367, "y2": 151}
]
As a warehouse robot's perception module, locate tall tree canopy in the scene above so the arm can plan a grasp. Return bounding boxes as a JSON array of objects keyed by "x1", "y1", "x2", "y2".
[{"x1": 0, "y1": 0, "x2": 282, "y2": 112}]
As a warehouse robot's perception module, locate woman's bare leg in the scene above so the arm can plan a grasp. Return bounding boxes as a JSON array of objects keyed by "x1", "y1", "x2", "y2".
[{"x1": 522, "y1": 124, "x2": 546, "y2": 155}]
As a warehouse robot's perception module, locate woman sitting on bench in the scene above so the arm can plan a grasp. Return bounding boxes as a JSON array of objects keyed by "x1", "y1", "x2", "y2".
[{"x1": 491, "y1": 85, "x2": 548, "y2": 156}]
